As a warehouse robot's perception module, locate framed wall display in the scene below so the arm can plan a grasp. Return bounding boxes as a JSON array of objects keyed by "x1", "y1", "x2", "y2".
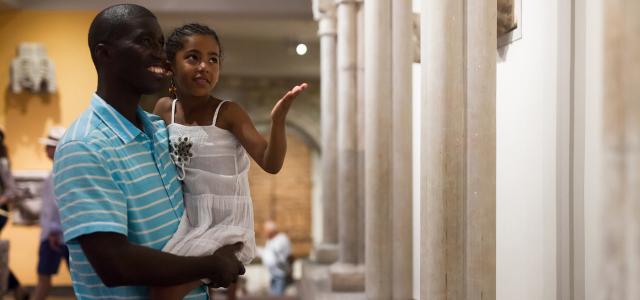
[
  {"x1": 11, "y1": 171, "x2": 47, "y2": 225},
  {"x1": 498, "y1": 0, "x2": 522, "y2": 48}
]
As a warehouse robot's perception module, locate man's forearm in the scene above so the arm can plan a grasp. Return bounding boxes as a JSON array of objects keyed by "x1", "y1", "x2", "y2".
[{"x1": 79, "y1": 232, "x2": 214, "y2": 287}]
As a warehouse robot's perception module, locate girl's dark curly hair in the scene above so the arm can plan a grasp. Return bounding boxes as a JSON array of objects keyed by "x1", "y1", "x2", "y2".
[{"x1": 165, "y1": 23, "x2": 223, "y2": 63}]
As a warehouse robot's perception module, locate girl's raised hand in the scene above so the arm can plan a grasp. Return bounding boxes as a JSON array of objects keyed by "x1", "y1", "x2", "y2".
[{"x1": 271, "y1": 83, "x2": 308, "y2": 124}]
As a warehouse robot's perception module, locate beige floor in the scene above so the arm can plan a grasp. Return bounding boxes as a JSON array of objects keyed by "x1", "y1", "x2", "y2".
[{"x1": 1, "y1": 221, "x2": 72, "y2": 287}]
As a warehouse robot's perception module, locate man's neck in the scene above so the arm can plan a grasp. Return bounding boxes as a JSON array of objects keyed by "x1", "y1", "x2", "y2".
[{"x1": 96, "y1": 85, "x2": 142, "y2": 129}]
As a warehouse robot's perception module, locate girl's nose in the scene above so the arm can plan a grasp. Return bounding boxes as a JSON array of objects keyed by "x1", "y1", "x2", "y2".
[{"x1": 197, "y1": 62, "x2": 209, "y2": 73}]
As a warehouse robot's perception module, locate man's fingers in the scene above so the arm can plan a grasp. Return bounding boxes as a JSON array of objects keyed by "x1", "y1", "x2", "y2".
[
  {"x1": 231, "y1": 242, "x2": 244, "y2": 253},
  {"x1": 235, "y1": 258, "x2": 246, "y2": 276}
]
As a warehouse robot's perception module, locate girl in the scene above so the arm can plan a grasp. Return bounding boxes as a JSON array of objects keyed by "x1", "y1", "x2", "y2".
[{"x1": 152, "y1": 24, "x2": 307, "y2": 299}]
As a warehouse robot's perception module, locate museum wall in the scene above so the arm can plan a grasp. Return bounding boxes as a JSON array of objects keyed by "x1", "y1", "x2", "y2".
[
  {"x1": 496, "y1": 0, "x2": 564, "y2": 299},
  {"x1": 0, "y1": 10, "x2": 97, "y2": 171}
]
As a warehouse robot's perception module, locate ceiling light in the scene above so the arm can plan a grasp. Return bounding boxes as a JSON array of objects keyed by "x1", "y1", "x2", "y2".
[{"x1": 296, "y1": 43, "x2": 308, "y2": 56}]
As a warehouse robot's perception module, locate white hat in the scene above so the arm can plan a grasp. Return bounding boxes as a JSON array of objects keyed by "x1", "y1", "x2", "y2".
[{"x1": 39, "y1": 126, "x2": 66, "y2": 146}]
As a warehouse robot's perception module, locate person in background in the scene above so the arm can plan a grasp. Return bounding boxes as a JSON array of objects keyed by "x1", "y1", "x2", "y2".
[
  {"x1": 0, "y1": 128, "x2": 29, "y2": 300},
  {"x1": 258, "y1": 220, "x2": 292, "y2": 296},
  {"x1": 33, "y1": 126, "x2": 68, "y2": 300}
]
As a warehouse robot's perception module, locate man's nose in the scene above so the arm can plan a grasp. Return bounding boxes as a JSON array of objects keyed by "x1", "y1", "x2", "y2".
[{"x1": 152, "y1": 41, "x2": 166, "y2": 61}]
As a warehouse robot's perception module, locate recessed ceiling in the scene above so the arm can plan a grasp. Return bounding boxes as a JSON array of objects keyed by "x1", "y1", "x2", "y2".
[
  {"x1": 157, "y1": 13, "x2": 317, "y2": 42},
  {"x1": 1, "y1": 0, "x2": 318, "y2": 41},
  {"x1": 0, "y1": 0, "x2": 320, "y2": 77},
  {"x1": 1, "y1": 0, "x2": 312, "y2": 17}
]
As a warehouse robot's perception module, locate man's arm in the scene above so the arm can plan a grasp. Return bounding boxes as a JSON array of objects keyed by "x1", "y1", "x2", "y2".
[
  {"x1": 79, "y1": 232, "x2": 244, "y2": 288},
  {"x1": 53, "y1": 140, "x2": 243, "y2": 288}
]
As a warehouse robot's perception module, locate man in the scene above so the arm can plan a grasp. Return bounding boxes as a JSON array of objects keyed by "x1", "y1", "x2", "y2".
[
  {"x1": 259, "y1": 220, "x2": 292, "y2": 295},
  {"x1": 34, "y1": 126, "x2": 68, "y2": 300},
  {"x1": 53, "y1": 4, "x2": 244, "y2": 299}
]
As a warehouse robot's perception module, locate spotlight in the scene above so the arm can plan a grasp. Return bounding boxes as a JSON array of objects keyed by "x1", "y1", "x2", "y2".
[{"x1": 296, "y1": 43, "x2": 308, "y2": 56}]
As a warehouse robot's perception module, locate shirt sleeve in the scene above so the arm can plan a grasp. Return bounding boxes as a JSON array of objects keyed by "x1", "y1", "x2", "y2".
[{"x1": 53, "y1": 141, "x2": 128, "y2": 243}]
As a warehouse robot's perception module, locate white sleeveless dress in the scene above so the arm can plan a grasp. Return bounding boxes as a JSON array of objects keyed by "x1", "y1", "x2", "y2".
[{"x1": 162, "y1": 99, "x2": 256, "y2": 264}]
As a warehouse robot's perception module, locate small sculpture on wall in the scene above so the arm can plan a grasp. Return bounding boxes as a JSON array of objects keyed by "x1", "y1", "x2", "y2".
[
  {"x1": 498, "y1": 0, "x2": 518, "y2": 36},
  {"x1": 10, "y1": 43, "x2": 57, "y2": 94},
  {"x1": 497, "y1": 0, "x2": 522, "y2": 48}
]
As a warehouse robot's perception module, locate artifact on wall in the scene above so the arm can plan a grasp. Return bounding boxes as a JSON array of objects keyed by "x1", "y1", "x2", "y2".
[
  {"x1": 497, "y1": 0, "x2": 522, "y2": 48},
  {"x1": 10, "y1": 43, "x2": 57, "y2": 94},
  {"x1": 498, "y1": 0, "x2": 518, "y2": 36},
  {"x1": 11, "y1": 172, "x2": 46, "y2": 225}
]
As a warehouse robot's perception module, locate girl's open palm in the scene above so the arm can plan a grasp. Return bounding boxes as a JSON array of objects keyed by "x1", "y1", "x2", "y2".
[{"x1": 271, "y1": 83, "x2": 308, "y2": 123}]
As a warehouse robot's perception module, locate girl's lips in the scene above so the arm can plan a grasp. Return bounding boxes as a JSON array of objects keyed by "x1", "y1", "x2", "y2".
[{"x1": 193, "y1": 77, "x2": 210, "y2": 86}]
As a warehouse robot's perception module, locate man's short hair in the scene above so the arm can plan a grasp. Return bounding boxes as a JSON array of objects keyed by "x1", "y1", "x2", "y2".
[{"x1": 88, "y1": 4, "x2": 157, "y2": 65}]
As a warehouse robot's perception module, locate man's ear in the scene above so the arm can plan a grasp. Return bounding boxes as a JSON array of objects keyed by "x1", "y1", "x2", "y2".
[{"x1": 94, "y1": 42, "x2": 110, "y2": 63}]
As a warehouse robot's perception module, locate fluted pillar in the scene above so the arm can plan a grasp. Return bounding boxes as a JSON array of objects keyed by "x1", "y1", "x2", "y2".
[
  {"x1": 363, "y1": 0, "x2": 393, "y2": 298},
  {"x1": 330, "y1": 0, "x2": 365, "y2": 292},
  {"x1": 336, "y1": 0, "x2": 358, "y2": 267},
  {"x1": 391, "y1": 0, "x2": 413, "y2": 299},
  {"x1": 420, "y1": 0, "x2": 496, "y2": 298},
  {"x1": 312, "y1": 0, "x2": 339, "y2": 264},
  {"x1": 356, "y1": 0, "x2": 366, "y2": 266}
]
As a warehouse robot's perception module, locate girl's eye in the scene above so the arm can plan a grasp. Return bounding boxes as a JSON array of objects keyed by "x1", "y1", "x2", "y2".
[
  {"x1": 209, "y1": 57, "x2": 219, "y2": 64},
  {"x1": 186, "y1": 55, "x2": 198, "y2": 61}
]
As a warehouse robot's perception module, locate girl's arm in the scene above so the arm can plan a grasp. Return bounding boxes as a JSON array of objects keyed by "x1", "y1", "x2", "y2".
[{"x1": 225, "y1": 83, "x2": 308, "y2": 174}]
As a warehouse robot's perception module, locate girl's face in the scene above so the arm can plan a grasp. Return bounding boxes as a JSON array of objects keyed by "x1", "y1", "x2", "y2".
[{"x1": 172, "y1": 34, "x2": 221, "y2": 98}]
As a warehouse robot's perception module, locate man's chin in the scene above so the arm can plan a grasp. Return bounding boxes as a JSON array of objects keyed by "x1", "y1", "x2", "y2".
[{"x1": 139, "y1": 82, "x2": 164, "y2": 95}]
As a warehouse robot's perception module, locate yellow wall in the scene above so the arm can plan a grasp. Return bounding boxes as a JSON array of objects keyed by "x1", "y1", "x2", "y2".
[
  {"x1": 0, "y1": 10, "x2": 97, "y2": 171},
  {"x1": 2, "y1": 222, "x2": 72, "y2": 286}
]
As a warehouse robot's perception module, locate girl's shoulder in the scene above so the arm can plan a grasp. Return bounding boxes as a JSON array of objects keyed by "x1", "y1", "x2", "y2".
[
  {"x1": 154, "y1": 97, "x2": 174, "y2": 113},
  {"x1": 215, "y1": 99, "x2": 250, "y2": 128},
  {"x1": 153, "y1": 97, "x2": 174, "y2": 124}
]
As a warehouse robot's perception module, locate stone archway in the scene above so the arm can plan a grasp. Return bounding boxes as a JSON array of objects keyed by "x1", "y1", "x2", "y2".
[{"x1": 210, "y1": 76, "x2": 321, "y2": 259}]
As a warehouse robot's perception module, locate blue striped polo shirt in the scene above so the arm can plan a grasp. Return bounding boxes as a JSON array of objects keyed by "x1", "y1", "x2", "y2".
[{"x1": 53, "y1": 94, "x2": 207, "y2": 299}]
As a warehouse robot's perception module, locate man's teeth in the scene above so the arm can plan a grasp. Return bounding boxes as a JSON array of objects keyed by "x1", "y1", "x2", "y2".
[{"x1": 148, "y1": 67, "x2": 165, "y2": 74}]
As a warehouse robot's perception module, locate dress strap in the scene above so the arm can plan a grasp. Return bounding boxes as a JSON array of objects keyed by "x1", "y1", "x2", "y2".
[
  {"x1": 212, "y1": 100, "x2": 229, "y2": 127},
  {"x1": 170, "y1": 99, "x2": 179, "y2": 124}
]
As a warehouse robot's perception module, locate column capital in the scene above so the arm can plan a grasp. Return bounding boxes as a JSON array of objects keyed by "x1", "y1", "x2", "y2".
[
  {"x1": 317, "y1": 17, "x2": 337, "y2": 36},
  {"x1": 313, "y1": 0, "x2": 336, "y2": 20}
]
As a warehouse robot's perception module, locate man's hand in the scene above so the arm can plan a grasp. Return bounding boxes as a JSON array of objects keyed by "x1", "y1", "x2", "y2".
[
  {"x1": 270, "y1": 83, "x2": 308, "y2": 124},
  {"x1": 205, "y1": 242, "x2": 245, "y2": 288},
  {"x1": 48, "y1": 232, "x2": 63, "y2": 252}
]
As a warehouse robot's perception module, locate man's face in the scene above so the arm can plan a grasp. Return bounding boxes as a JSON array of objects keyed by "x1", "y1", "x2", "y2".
[{"x1": 107, "y1": 16, "x2": 167, "y2": 95}]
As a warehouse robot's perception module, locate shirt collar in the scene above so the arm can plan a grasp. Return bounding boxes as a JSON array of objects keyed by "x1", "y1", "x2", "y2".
[{"x1": 90, "y1": 93, "x2": 153, "y2": 144}]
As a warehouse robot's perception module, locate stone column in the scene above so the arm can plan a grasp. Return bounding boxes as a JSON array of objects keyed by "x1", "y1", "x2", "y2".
[
  {"x1": 312, "y1": 0, "x2": 339, "y2": 264},
  {"x1": 355, "y1": 0, "x2": 365, "y2": 266},
  {"x1": 598, "y1": 0, "x2": 640, "y2": 298},
  {"x1": 363, "y1": 0, "x2": 393, "y2": 298},
  {"x1": 420, "y1": 0, "x2": 496, "y2": 298},
  {"x1": 391, "y1": 0, "x2": 413, "y2": 299},
  {"x1": 330, "y1": 0, "x2": 365, "y2": 292}
]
